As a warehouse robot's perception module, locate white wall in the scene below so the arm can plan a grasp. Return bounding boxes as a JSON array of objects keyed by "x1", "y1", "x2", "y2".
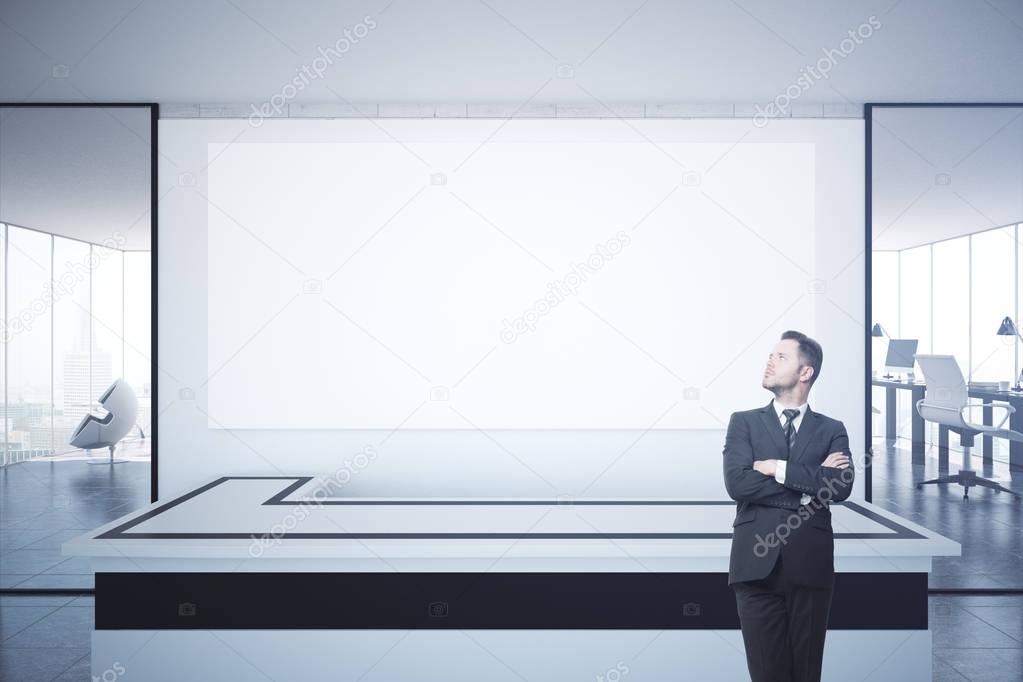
[{"x1": 157, "y1": 117, "x2": 864, "y2": 500}]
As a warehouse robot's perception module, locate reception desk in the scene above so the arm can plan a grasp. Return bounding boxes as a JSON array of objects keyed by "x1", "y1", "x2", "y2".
[{"x1": 66, "y1": 476, "x2": 960, "y2": 681}]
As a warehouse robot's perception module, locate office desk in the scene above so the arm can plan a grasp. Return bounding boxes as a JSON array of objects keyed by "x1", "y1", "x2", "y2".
[
  {"x1": 873, "y1": 378, "x2": 927, "y2": 455},
  {"x1": 66, "y1": 476, "x2": 960, "y2": 682},
  {"x1": 872, "y1": 378, "x2": 1023, "y2": 468}
]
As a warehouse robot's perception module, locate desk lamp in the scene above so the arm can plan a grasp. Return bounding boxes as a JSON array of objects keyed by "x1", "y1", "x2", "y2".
[
  {"x1": 996, "y1": 316, "x2": 1023, "y2": 391},
  {"x1": 872, "y1": 323, "x2": 888, "y2": 378}
]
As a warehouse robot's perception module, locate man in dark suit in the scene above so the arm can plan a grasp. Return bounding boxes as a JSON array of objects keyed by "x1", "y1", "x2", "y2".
[{"x1": 723, "y1": 330, "x2": 855, "y2": 682}]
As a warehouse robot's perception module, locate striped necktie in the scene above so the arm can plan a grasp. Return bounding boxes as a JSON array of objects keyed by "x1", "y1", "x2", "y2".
[{"x1": 782, "y1": 408, "x2": 800, "y2": 455}]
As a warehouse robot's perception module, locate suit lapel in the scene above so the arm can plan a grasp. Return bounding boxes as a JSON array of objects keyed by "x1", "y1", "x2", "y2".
[
  {"x1": 790, "y1": 406, "x2": 820, "y2": 462},
  {"x1": 758, "y1": 400, "x2": 789, "y2": 459}
]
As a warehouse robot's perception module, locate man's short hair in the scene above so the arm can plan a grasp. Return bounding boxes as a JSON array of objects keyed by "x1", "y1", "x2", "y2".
[{"x1": 781, "y1": 330, "x2": 823, "y2": 386}]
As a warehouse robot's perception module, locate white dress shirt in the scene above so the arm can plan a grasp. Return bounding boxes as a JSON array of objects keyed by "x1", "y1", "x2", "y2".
[{"x1": 771, "y1": 399, "x2": 813, "y2": 506}]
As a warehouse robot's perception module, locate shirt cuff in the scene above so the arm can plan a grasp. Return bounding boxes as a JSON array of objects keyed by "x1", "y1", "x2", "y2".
[{"x1": 774, "y1": 460, "x2": 787, "y2": 485}]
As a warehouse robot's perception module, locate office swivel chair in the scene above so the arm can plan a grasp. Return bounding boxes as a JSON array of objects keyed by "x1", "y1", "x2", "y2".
[
  {"x1": 69, "y1": 378, "x2": 139, "y2": 464},
  {"x1": 914, "y1": 355, "x2": 1021, "y2": 501}
]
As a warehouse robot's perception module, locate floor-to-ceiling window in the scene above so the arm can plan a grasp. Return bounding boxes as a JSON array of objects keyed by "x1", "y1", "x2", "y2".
[
  {"x1": 5, "y1": 226, "x2": 52, "y2": 463},
  {"x1": 895, "y1": 245, "x2": 933, "y2": 437},
  {"x1": 871, "y1": 250, "x2": 899, "y2": 371},
  {"x1": 1, "y1": 223, "x2": 151, "y2": 465},
  {"x1": 971, "y1": 226, "x2": 1017, "y2": 382},
  {"x1": 123, "y1": 251, "x2": 152, "y2": 437},
  {"x1": 931, "y1": 237, "x2": 970, "y2": 375},
  {"x1": 871, "y1": 222, "x2": 1022, "y2": 463},
  {"x1": 52, "y1": 236, "x2": 92, "y2": 455},
  {"x1": 898, "y1": 244, "x2": 933, "y2": 353}
]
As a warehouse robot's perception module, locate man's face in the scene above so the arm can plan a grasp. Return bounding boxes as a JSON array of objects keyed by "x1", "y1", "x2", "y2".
[{"x1": 762, "y1": 339, "x2": 806, "y2": 392}]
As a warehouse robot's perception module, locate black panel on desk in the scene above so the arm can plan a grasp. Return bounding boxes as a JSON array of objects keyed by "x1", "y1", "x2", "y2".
[{"x1": 96, "y1": 572, "x2": 927, "y2": 630}]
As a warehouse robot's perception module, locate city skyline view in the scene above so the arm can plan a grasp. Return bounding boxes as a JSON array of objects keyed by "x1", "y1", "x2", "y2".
[{"x1": 0, "y1": 222, "x2": 151, "y2": 463}]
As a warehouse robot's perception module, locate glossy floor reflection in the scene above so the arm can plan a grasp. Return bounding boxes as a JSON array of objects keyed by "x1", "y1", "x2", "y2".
[
  {"x1": 869, "y1": 436, "x2": 1022, "y2": 590},
  {"x1": 0, "y1": 444, "x2": 150, "y2": 590}
]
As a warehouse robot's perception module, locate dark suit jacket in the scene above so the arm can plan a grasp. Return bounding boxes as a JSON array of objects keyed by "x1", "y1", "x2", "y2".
[{"x1": 723, "y1": 400, "x2": 855, "y2": 588}]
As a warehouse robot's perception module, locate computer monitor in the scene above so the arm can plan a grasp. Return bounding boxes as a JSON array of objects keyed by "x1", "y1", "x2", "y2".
[{"x1": 884, "y1": 339, "x2": 918, "y2": 377}]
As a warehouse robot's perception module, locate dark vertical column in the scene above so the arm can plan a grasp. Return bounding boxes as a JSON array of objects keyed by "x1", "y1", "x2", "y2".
[{"x1": 150, "y1": 103, "x2": 159, "y2": 502}]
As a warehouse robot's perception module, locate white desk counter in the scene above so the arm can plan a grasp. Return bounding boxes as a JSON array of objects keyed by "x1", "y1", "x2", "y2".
[{"x1": 66, "y1": 476, "x2": 960, "y2": 682}]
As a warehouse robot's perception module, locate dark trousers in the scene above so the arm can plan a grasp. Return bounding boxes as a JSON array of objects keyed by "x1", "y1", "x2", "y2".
[{"x1": 731, "y1": 554, "x2": 834, "y2": 682}]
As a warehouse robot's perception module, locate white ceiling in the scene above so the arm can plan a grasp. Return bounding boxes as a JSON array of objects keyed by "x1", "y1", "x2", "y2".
[
  {"x1": 1, "y1": 0, "x2": 1022, "y2": 105},
  {"x1": 2, "y1": 1, "x2": 1023, "y2": 253},
  {"x1": 0, "y1": 106, "x2": 151, "y2": 249},
  {"x1": 871, "y1": 106, "x2": 1023, "y2": 251}
]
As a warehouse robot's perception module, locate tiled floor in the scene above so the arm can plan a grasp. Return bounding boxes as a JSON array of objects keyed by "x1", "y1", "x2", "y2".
[
  {"x1": 0, "y1": 595, "x2": 93, "y2": 680},
  {"x1": 0, "y1": 437, "x2": 1020, "y2": 680},
  {"x1": 928, "y1": 594, "x2": 1022, "y2": 681},
  {"x1": 870, "y1": 437, "x2": 1023, "y2": 590},
  {"x1": 873, "y1": 438, "x2": 1023, "y2": 679},
  {"x1": 0, "y1": 445, "x2": 150, "y2": 590}
]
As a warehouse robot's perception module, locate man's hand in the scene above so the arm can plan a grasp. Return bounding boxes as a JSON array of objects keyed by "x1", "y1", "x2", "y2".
[
  {"x1": 822, "y1": 452, "x2": 850, "y2": 469},
  {"x1": 755, "y1": 453, "x2": 849, "y2": 476},
  {"x1": 752, "y1": 459, "x2": 778, "y2": 476}
]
